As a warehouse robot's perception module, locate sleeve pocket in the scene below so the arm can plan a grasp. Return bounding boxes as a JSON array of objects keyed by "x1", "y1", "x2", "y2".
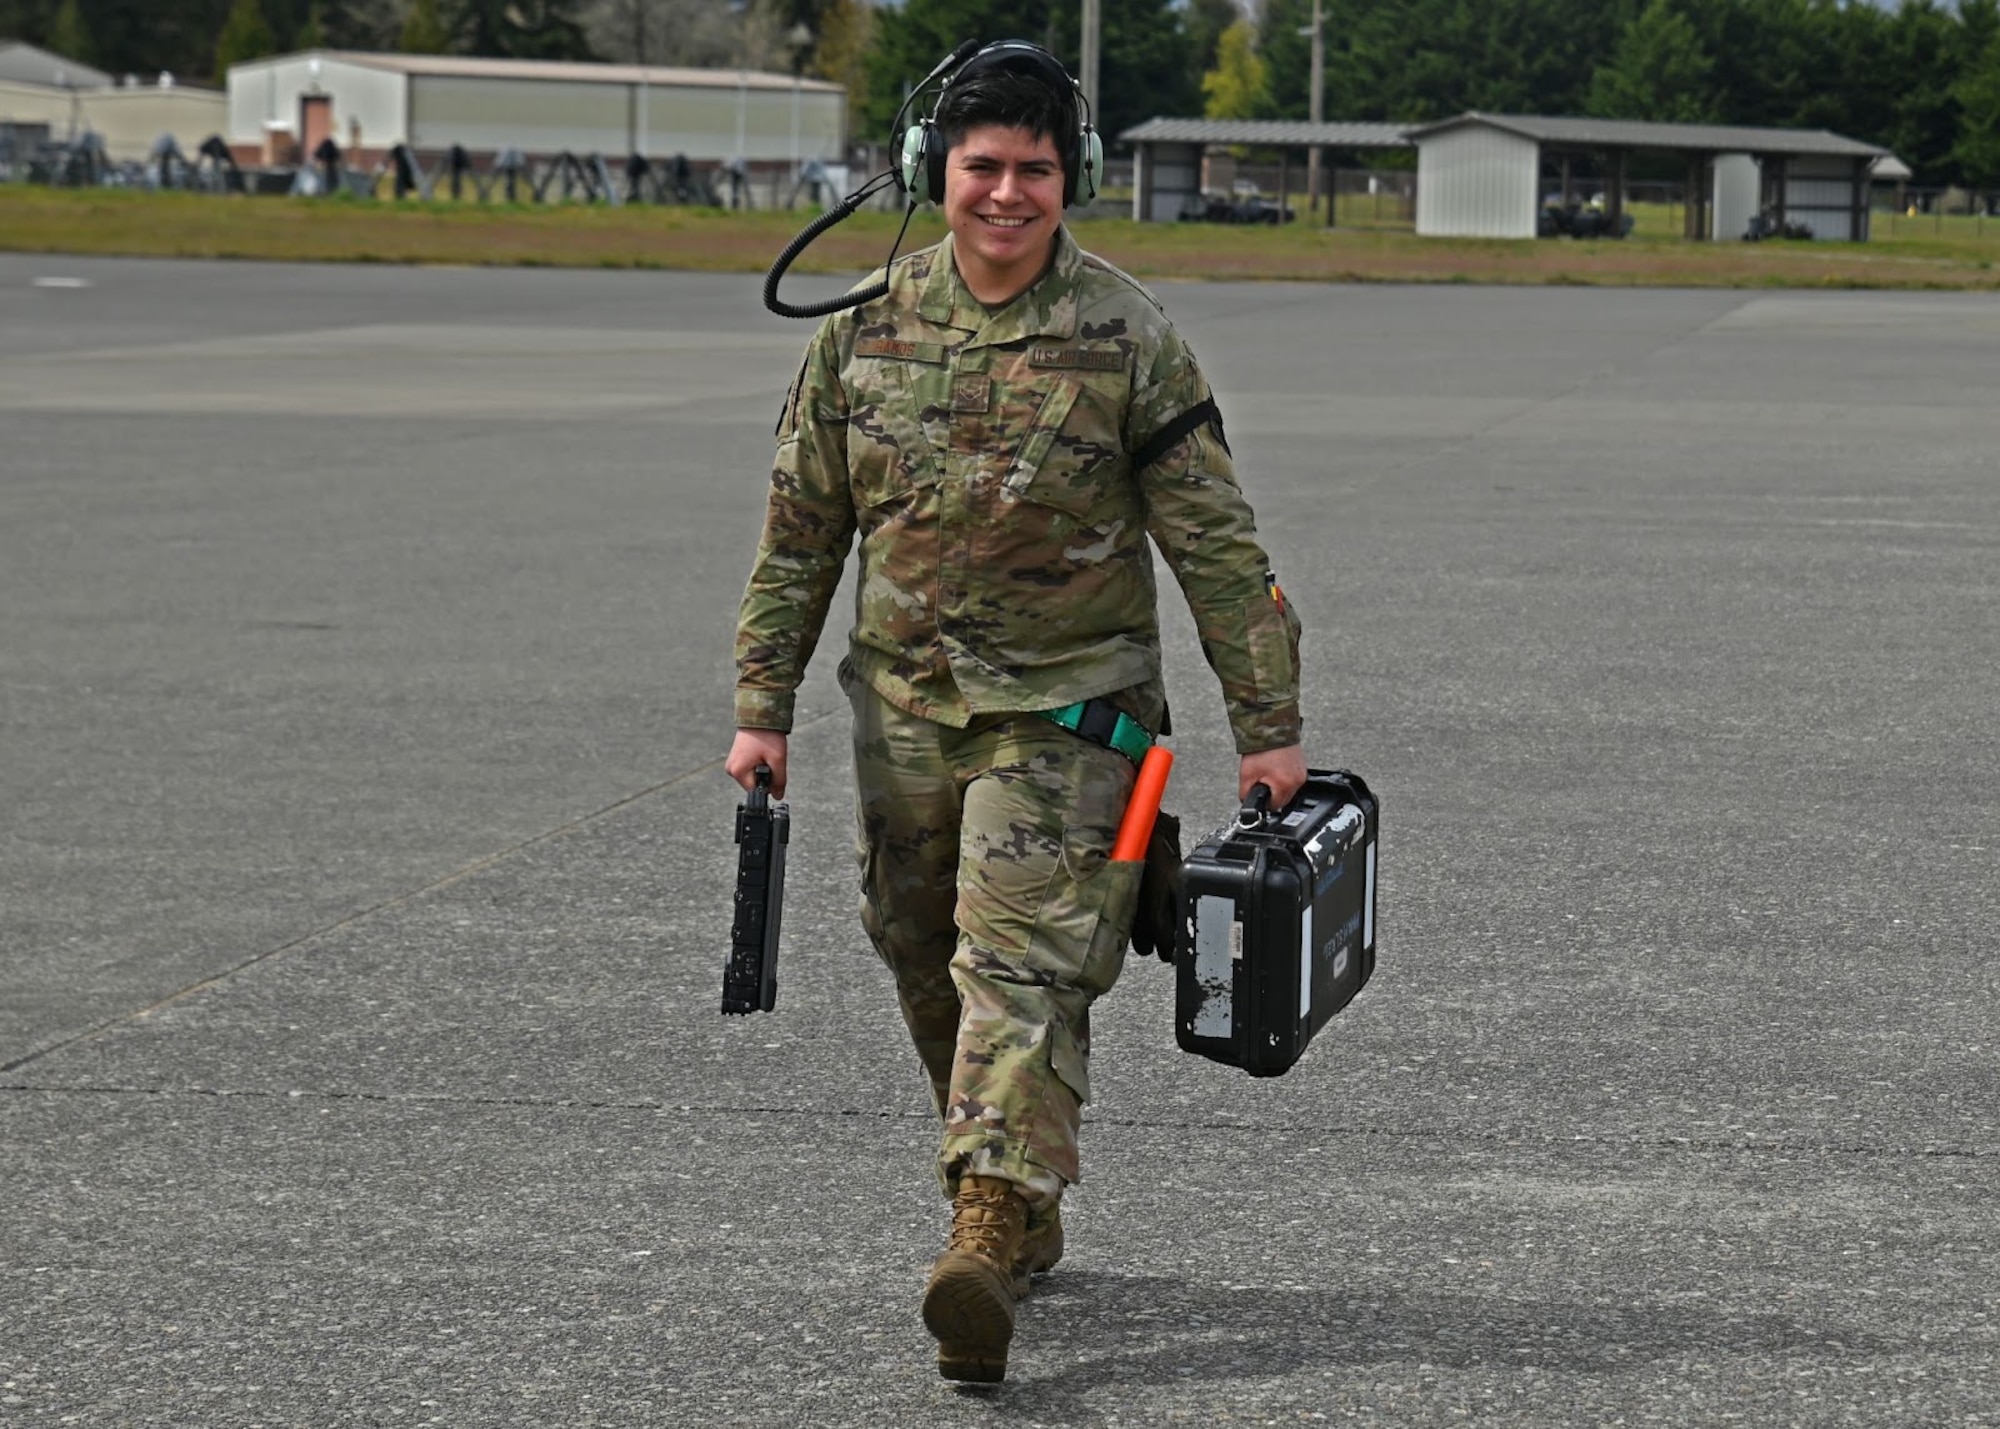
[{"x1": 1244, "y1": 594, "x2": 1299, "y2": 706}]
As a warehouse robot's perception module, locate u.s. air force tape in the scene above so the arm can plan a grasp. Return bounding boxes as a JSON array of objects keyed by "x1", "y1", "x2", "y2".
[{"x1": 1028, "y1": 346, "x2": 1127, "y2": 371}]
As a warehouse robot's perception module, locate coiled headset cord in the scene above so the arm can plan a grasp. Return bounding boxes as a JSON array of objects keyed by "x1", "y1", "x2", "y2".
[
  {"x1": 761, "y1": 170, "x2": 918, "y2": 319},
  {"x1": 762, "y1": 38, "x2": 979, "y2": 320}
]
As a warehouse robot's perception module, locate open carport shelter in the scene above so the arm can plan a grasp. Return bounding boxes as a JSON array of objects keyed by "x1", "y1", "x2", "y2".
[
  {"x1": 1120, "y1": 118, "x2": 1413, "y2": 222},
  {"x1": 1410, "y1": 113, "x2": 1889, "y2": 241}
]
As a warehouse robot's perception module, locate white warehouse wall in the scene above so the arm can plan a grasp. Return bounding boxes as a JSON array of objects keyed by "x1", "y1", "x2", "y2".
[
  {"x1": 227, "y1": 54, "x2": 406, "y2": 149},
  {"x1": 628, "y1": 82, "x2": 842, "y2": 162},
  {"x1": 227, "y1": 54, "x2": 842, "y2": 162},
  {"x1": 1416, "y1": 124, "x2": 1539, "y2": 238},
  {"x1": 0, "y1": 79, "x2": 226, "y2": 160},
  {"x1": 408, "y1": 75, "x2": 625, "y2": 153}
]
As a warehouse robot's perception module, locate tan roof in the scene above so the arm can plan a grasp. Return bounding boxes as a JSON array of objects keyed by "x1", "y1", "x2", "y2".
[
  {"x1": 308, "y1": 49, "x2": 842, "y2": 94},
  {"x1": 1409, "y1": 112, "x2": 1886, "y2": 160},
  {"x1": 1120, "y1": 118, "x2": 1412, "y2": 149}
]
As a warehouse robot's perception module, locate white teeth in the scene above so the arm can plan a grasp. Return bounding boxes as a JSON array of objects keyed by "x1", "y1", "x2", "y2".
[{"x1": 982, "y1": 216, "x2": 1029, "y2": 227}]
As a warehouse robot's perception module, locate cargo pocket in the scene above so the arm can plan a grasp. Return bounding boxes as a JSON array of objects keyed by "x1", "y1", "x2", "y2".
[{"x1": 846, "y1": 364, "x2": 936, "y2": 507}]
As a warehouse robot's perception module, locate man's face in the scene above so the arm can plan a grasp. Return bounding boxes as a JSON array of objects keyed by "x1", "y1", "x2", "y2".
[{"x1": 941, "y1": 123, "x2": 1066, "y2": 303}]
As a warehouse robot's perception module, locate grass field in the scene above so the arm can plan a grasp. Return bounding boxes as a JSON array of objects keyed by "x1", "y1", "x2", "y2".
[{"x1": 4, "y1": 184, "x2": 1998, "y2": 289}]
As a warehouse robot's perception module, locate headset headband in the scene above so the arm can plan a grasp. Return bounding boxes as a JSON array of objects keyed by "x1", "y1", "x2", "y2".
[{"x1": 904, "y1": 39, "x2": 1101, "y2": 208}]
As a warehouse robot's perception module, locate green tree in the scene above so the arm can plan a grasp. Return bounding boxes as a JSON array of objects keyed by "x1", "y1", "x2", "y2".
[
  {"x1": 1183, "y1": 0, "x2": 1240, "y2": 97},
  {"x1": 1201, "y1": 18, "x2": 1265, "y2": 120},
  {"x1": 1953, "y1": 29, "x2": 2000, "y2": 190},
  {"x1": 1256, "y1": 0, "x2": 1311, "y2": 117},
  {"x1": 215, "y1": 0, "x2": 278, "y2": 73},
  {"x1": 863, "y1": 0, "x2": 1193, "y2": 155},
  {"x1": 400, "y1": 0, "x2": 449, "y2": 52},
  {"x1": 1253, "y1": 0, "x2": 1620, "y2": 124},
  {"x1": 811, "y1": 0, "x2": 877, "y2": 138},
  {"x1": 1879, "y1": 0, "x2": 1962, "y2": 185},
  {"x1": 455, "y1": 0, "x2": 594, "y2": 60},
  {"x1": 316, "y1": 0, "x2": 401, "y2": 49},
  {"x1": 1586, "y1": 0, "x2": 1718, "y2": 123},
  {"x1": 295, "y1": 0, "x2": 327, "y2": 48},
  {"x1": 47, "y1": 0, "x2": 97, "y2": 66}
]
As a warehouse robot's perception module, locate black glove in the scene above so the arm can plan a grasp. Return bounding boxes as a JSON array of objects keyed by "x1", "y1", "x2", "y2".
[{"x1": 1128, "y1": 809, "x2": 1183, "y2": 963}]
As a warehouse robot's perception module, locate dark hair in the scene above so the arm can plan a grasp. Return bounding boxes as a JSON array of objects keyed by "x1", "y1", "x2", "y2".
[{"x1": 935, "y1": 54, "x2": 1079, "y2": 156}]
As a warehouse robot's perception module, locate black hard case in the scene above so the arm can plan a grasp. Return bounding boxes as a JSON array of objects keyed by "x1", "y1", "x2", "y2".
[
  {"x1": 1174, "y1": 770, "x2": 1379, "y2": 1077},
  {"x1": 721, "y1": 770, "x2": 788, "y2": 1015}
]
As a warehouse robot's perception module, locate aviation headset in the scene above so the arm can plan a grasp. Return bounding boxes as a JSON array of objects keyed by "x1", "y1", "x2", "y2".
[
  {"x1": 897, "y1": 41, "x2": 1103, "y2": 208},
  {"x1": 763, "y1": 38, "x2": 1101, "y2": 318}
]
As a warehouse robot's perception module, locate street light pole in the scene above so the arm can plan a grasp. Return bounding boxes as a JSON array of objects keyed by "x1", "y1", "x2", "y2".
[
  {"x1": 1081, "y1": 0, "x2": 1100, "y2": 133},
  {"x1": 1305, "y1": 0, "x2": 1324, "y2": 216}
]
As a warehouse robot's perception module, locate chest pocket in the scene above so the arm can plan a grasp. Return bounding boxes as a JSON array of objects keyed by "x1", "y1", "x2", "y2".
[
  {"x1": 1004, "y1": 375, "x2": 1134, "y2": 523},
  {"x1": 844, "y1": 350, "x2": 940, "y2": 507}
]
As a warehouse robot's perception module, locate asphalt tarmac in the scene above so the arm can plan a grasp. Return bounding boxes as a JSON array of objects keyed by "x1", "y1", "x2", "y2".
[{"x1": 2, "y1": 252, "x2": 1995, "y2": 1426}]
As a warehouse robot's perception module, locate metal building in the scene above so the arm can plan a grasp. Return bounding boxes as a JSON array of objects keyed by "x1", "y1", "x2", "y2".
[
  {"x1": 1410, "y1": 114, "x2": 1888, "y2": 241},
  {"x1": 225, "y1": 50, "x2": 845, "y2": 167},
  {"x1": 1412, "y1": 119, "x2": 1538, "y2": 238},
  {"x1": 0, "y1": 73, "x2": 225, "y2": 162}
]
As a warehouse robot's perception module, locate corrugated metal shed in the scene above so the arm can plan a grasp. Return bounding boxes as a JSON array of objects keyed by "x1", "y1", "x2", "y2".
[
  {"x1": 1119, "y1": 108, "x2": 1901, "y2": 237},
  {"x1": 1410, "y1": 112, "x2": 1891, "y2": 242},
  {"x1": 1415, "y1": 123, "x2": 1539, "y2": 238}
]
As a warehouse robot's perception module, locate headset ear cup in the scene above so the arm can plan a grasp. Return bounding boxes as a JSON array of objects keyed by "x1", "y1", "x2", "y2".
[
  {"x1": 899, "y1": 124, "x2": 927, "y2": 199},
  {"x1": 1075, "y1": 126, "x2": 1103, "y2": 206},
  {"x1": 926, "y1": 120, "x2": 949, "y2": 203}
]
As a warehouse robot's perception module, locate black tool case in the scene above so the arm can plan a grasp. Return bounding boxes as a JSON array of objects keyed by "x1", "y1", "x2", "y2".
[
  {"x1": 1175, "y1": 770, "x2": 1378, "y2": 1077},
  {"x1": 721, "y1": 767, "x2": 788, "y2": 1015}
]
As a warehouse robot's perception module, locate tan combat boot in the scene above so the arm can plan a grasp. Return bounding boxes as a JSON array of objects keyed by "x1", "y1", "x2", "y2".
[
  {"x1": 1012, "y1": 1204, "x2": 1064, "y2": 1299},
  {"x1": 921, "y1": 1175, "x2": 1027, "y2": 1382}
]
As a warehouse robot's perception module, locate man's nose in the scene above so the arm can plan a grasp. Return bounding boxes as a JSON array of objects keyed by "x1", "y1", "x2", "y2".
[{"x1": 992, "y1": 167, "x2": 1022, "y2": 203}]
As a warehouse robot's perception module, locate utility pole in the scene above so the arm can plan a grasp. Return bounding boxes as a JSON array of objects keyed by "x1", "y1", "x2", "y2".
[
  {"x1": 1303, "y1": 0, "x2": 1325, "y2": 216},
  {"x1": 1081, "y1": 0, "x2": 1101, "y2": 131}
]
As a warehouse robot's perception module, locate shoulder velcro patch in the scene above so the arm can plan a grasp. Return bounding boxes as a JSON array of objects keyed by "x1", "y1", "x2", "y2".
[
  {"x1": 1132, "y1": 397, "x2": 1228, "y2": 471},
  {"x1": 854, "y1": 337, "x2": 945, "y2": 364},
  {"x1": 1028, "y1": 346, "x2": 1127, "y2": 372}
]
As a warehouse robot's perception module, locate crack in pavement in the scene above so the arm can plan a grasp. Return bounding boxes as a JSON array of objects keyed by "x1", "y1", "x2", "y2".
[
  {"x1": 1, "y1": 712, "x2": 840, "y2": 1078},
  {"x1": 2, "y1": 1081, "x2": 1988, "y2": 1159}
]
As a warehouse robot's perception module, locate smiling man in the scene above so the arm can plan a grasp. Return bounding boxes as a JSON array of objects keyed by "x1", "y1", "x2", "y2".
[{"x1": 726, "y1": 41, "x2": 1305, "y2": 1383}]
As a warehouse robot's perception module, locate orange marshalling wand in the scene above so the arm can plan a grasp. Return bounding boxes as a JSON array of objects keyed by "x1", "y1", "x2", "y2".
[{"x1": 1110, "y1": 746, "x2": 1174, "y2": 863}]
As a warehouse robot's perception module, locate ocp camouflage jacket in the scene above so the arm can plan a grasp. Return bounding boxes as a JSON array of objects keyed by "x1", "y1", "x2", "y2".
[{"x1": 734, "y1": 228, "x2": 1302, "y2": 754}]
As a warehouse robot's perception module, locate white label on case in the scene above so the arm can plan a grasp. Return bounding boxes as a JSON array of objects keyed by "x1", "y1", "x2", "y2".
[
  {"x1": 1300, "y1": 904, "x2": 1314, "y2": 1021},
  {"x1": 1303, "y1": 804, "x2": 1364, "y2": 867},
  {"x1": 1364, "y1": 841, "x2": 1377, "y2": 950},
  {"x1": 1192, "y1": 895, "x2": 1236, "y2": 1039}
]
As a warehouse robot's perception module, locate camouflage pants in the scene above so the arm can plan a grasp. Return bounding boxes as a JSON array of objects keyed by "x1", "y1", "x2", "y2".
[{"x1": 845, "y1": 674, "x2": 1142, "y2": 1212}]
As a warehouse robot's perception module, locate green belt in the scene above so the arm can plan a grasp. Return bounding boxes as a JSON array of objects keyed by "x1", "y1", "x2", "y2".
[{"x1": 1036, "y1": 699, "x2": 1155, "y2": 764}]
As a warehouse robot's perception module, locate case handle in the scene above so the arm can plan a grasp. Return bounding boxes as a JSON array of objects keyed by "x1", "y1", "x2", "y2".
[{"x1": 1236, "y1": 783, "x2": 1272, "y2": 829}]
